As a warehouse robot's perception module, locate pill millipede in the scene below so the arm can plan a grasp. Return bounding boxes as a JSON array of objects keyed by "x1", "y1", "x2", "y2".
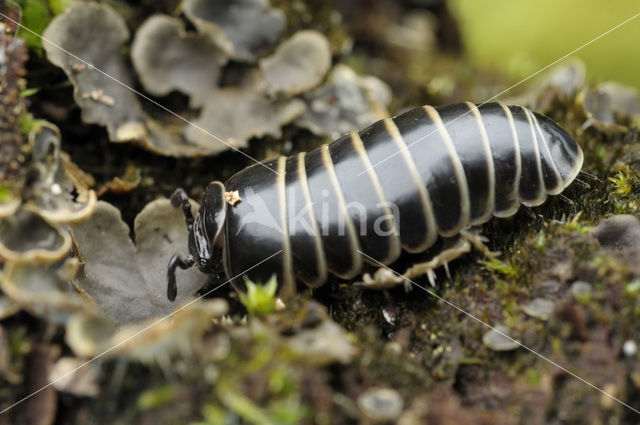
[{"x1": 167, "y1": 101, "x2": 584, "y2": 301}]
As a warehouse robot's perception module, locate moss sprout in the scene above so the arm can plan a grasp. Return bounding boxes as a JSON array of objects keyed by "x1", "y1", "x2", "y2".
[{"x1": 238, "y1": 275, "x2": 280, "y2": 316}]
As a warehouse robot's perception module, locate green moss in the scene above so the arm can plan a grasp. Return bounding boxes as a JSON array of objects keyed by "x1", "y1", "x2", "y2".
[
  {"x1": 238, "y1": 276, "x2": 279, "y2": 316},
  {"x1": 479, "y1": 258, "x2": 519, "y2": 277},
  {"x1": 19, "y1": 87, "x2": 40, "y2": 98},
  {"x1": 137, "y1": 386, "x2": 175, "y2": 410},
  {"x1": 13, "y1": 0, "x2": 72, "y2": 53},
  {"x1": 5, "y1": 2, "x2": 640, "y2": 422},
  {"x1": 608, "y1": 166, "x2": 635, "y2": 196},
  {"x1": 533, "y1": 231, "x2": 546, "y2": 251},
  {"x1": 574, "y1": 291, "x2": 592, "y2": 306},
  {"x1": 209, "y1": 338, "x2": 309, "y2": 424},
  {"x1": 0, "y1": 186, "x2": 16, "y2": 203},
  {"x1": 48, "y1": 0, "x2": 71, "y2": 15},
  {"x1": 625, "y1": 279, "x2": 640, "y2": 298},
  {"x1": 562, "y1": 213, "x2": 593, "y2": 234},
  {"x1": 194, "y1": 404, "x2": 227, "y2": 425},
  {"x1": 7, "y1": 326, "x2": 30, "y2": 360},
  {"x1": 215, "y1": 383, "x2": 280, "y2": 425},
  {"x1": 19, "y1": 111, "x2": 44, "y2": 134}
]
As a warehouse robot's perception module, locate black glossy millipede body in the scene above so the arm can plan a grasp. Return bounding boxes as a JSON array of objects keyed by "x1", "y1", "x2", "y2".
[{"x1": 167, "y1": 102, "x2": 583, "y2": 301}]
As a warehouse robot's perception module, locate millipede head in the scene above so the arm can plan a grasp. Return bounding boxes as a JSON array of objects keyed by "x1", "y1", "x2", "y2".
[{"x1": 167, "y1": 182, "x2": 228, "y2": 301}]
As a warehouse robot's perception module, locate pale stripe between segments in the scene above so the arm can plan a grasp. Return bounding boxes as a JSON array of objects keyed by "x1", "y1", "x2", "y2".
[
  {"x1": 277, "y1": 157, "x2": 295, "y2": 297},
  {"x1": 423, "y1": 105, "x2": 471, "y2": 236},
  {"x1": 296, "y1": 152, "x2": 328, "y2": 287},
  {"x1": 351, "y1": 132, "x2": 402, "y2": 264},
  {"x1": 522, "y1": 107, "x2": 547, "y2": 207},
  {"x1": 465, "y1": 102, "x2": 496, "y2": 225},
  {"x1": 320, "y1": 145, "x2": 363, "y2": 278},
  {"x1": 531, "y1": 113, "x2": 563, "y2": 195},
  {"x1": 383, "y1": 118, "x2": 438, "y2": 251},
  {"x1": 494, "y1": 103, "x2": 523, "y2": 218},
  {"x1": 564, "y1": 145, "x2": 585, "y2": 192}
]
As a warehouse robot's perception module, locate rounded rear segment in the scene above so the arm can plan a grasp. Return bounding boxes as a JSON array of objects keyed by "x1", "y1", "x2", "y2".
[{"x1": 533, "y1": 112, "x2": 584, "y2": 193}]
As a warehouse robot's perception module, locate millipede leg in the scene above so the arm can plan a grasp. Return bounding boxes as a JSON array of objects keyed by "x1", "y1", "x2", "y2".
[
  {"x1": 459, "y1": 228, "x2": 500, "y2": 257},
  {"x1": 557, "y1": 194, "x2": 575, "y2": 208},
  {"x1": 522, "y1": 206, "x2": 538, "y2": 221},
  {"x1": 167, "y1": 254, "x2": 195, "y2": 302},
  {"x1": 578, "y1": 170, "x2": 600, "y2": 182},
  {"x1": 356, "y1": 229, "x2": 499, "y2": 291},
  {"x1": 358, "y1": 268, "x2": 405, "y2": 290},
  {"x1": 572, "y1": 171, "x2": 600, "y2": 189},
  {"x1": 572, "y1": 179, "x2": 591, "y2": 189},
  {"x1": 171, "y1": 188, "x2": 194, "y2": 231},
  {"x1": 402, "y1": 230, "x2": 498, "y2": 289},
  {"x1": 401, "y1": 237, "x2": 472, "y2": 289},
  {"x1": 356, "y1": 238, "x2": 471, "y2": 291}
]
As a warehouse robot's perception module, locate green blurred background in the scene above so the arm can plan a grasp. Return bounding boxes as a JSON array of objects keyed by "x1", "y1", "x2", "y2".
[{"x1": 451, "y1": 0, "x2": 640, "y2": 90}]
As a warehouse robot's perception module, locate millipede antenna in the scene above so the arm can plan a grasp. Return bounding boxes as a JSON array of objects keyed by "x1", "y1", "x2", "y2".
[
  {"x1": 167, "y1": 254, "x2": 195, "y2": 301},
  {"x1": 171, "y1": 188, "x2": 194, "y2": 231}
]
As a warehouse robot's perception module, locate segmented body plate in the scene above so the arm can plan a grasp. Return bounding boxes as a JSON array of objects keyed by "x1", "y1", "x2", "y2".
[{"x1": 223, "y1": 102, "x2": 583, "y2": 293}]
